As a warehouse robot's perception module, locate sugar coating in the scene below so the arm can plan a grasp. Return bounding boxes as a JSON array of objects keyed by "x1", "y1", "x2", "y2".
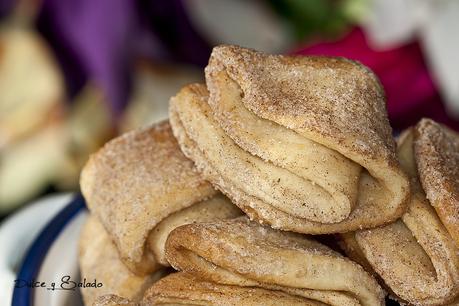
[
  {"x1": 80, "y1": 121, "x2": 216, "y2": 273},
  {"x1": 206, "y1": 45, "x2": 396, "y2": 162},
  {"x1": 415, "y1": 118, "x2": 459, "y2": 246},
  {"x1": 164, "y1": 217, "x2": 384, "y2": 306}
]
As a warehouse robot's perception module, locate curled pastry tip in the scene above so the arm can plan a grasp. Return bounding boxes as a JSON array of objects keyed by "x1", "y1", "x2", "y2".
[{"x1": 342, "y1": 119, "x2": 459, "y2": 306}]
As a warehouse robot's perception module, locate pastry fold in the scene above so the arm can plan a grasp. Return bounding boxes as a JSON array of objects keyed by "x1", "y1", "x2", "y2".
[
  {"x1": 161, "y1": 217, "x2": 384, "y2": 306},
  {"x1": 93, "y1": 295, "x2": 137, "y2": 306},
  {"x1": 142, "y1": 272, "x2": 328, "y2": 306},
  {"x1": 95, "y1": 276, "x2": 326, "y2": 306},
  {"x1": 79, "y1": 216, "x2": 165, "y2": 306},
  {"x1": 341, "y1": 119, "x2": 459, "y2": 306},
  {"x1": 94, "y1": 272, "x2": 336, "y2": 306},
  {"x1": 169, "y1": 45, "x2": 409, "y2": 233},
  {"x1": 80, "y1": 121, "x2": 241, "y2": 275},
  {"x1": 414, "y1": 119, "x2": 459, "y2": 247}
]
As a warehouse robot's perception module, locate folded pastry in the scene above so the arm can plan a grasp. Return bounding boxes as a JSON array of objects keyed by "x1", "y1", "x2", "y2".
[
  {"x1": 79, "y1": 216, "x2": 166, "y2": 306},
  {"x1": 94, "y1": 272, "x2": 325, "y2": 306},
  {"x1": 169, "y1": 45, "x2": 409, "y2": 234},
  {"x1": 80, "y1": 121, "x2": 241, "y2": 275},
  {"x1": 158, "y1": 217, "x2": 384, "y2": 306},
  {"x1": 144, "y1": 272, "x2": 332, "y2": 306},
  {"x1": 341, "y1": 119, "x2": 459, "y2": 305},
  {"x1": 93, "y1": 295, "x2": 137, "y2": 306}
]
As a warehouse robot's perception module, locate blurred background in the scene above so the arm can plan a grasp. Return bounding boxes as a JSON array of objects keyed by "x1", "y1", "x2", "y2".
[{"x1": 1, "y1": 0, "x2": 458, "y2": 216}]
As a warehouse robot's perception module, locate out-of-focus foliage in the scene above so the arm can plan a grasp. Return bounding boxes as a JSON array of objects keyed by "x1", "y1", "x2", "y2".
[{"x1": 268, "y1": 0, "x2": 368, "y2": 41}]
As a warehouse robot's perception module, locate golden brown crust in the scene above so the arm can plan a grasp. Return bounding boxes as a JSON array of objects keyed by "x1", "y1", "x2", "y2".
[
  {"x1": 164, "y1": 217, "x2": 384, "y2": 306},
  {"x1": 79, "y1": 216, "x2": 165, "y2": 306},
  {"x1": 169, "y1": 82, "x2": 407, "y2": 233},
  {"x1": 414, "y1": 118, "x2": 459, "y2": 247},
  {"x1": 341, "y1": 123, "x2": 459, "y2": 306},
  {"x1": 80, "y1": 121, "x2": 217, "y2": 274}
]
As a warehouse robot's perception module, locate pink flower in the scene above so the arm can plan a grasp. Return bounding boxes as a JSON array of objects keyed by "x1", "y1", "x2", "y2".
[{"x1": 294, "y1": 28, "x2": 459, "y2": 131}]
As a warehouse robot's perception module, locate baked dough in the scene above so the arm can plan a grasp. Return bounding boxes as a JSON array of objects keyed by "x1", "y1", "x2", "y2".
[
  {"x1": 79, "y1": 216, "x2": 166, "y2": 306},
  {"x1": 415, "y1": 119, "x2": 459, "y2": 247},
  {"x1": 161, "y1": 217, "x2": 384, "y2": 306},
  {"x1": 142, "y1": 272, "x2": 327, "y2": 305},
  {"x1": 341, "y1": 119, "x2": 459, "y2": 305},
  {"x1": 93, "y1": 272, "x2": 350, "y2": 306},
  {"x1": 170, "y1": 71, "x2": 408, "y2": 233},
  {"x1": 93, "y1": 294, "x2": 137, "y2": 306},
  {"x1": 80, "y1": 121, "x2": 240, "y2": 275}
]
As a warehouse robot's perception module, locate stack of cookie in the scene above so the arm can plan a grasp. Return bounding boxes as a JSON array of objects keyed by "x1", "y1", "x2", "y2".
[{"x1": 79, "y1": 45, "x2": 459, "y2": 306}]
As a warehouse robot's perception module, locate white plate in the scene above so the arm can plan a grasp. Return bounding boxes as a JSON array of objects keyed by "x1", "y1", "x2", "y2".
[{"x1": 9, "y1": 194, "x2": 87, "y2": 306}]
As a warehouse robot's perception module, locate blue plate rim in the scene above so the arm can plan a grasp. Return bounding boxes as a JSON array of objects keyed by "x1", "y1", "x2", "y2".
[{"x1": 12, "y1": 194, "x2": 86, "y2": 306}]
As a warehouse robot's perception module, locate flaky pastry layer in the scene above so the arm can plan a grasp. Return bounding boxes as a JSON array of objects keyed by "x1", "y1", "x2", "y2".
[
  {"x1": 161, "y1": 217, "x2": 384, "y2": 306},
  {"x1": 170, "y1": 80, "x2": 407, "y2": 233},
  {"x1": 80, "y1": 121, "x2": 240, "y2": 275},
  {"x1": 341, "y1": 119, "x2": 459, "y2": 306},
  {"x1": 79, "y1": 216, "x2": 165, "y2": 305}
]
